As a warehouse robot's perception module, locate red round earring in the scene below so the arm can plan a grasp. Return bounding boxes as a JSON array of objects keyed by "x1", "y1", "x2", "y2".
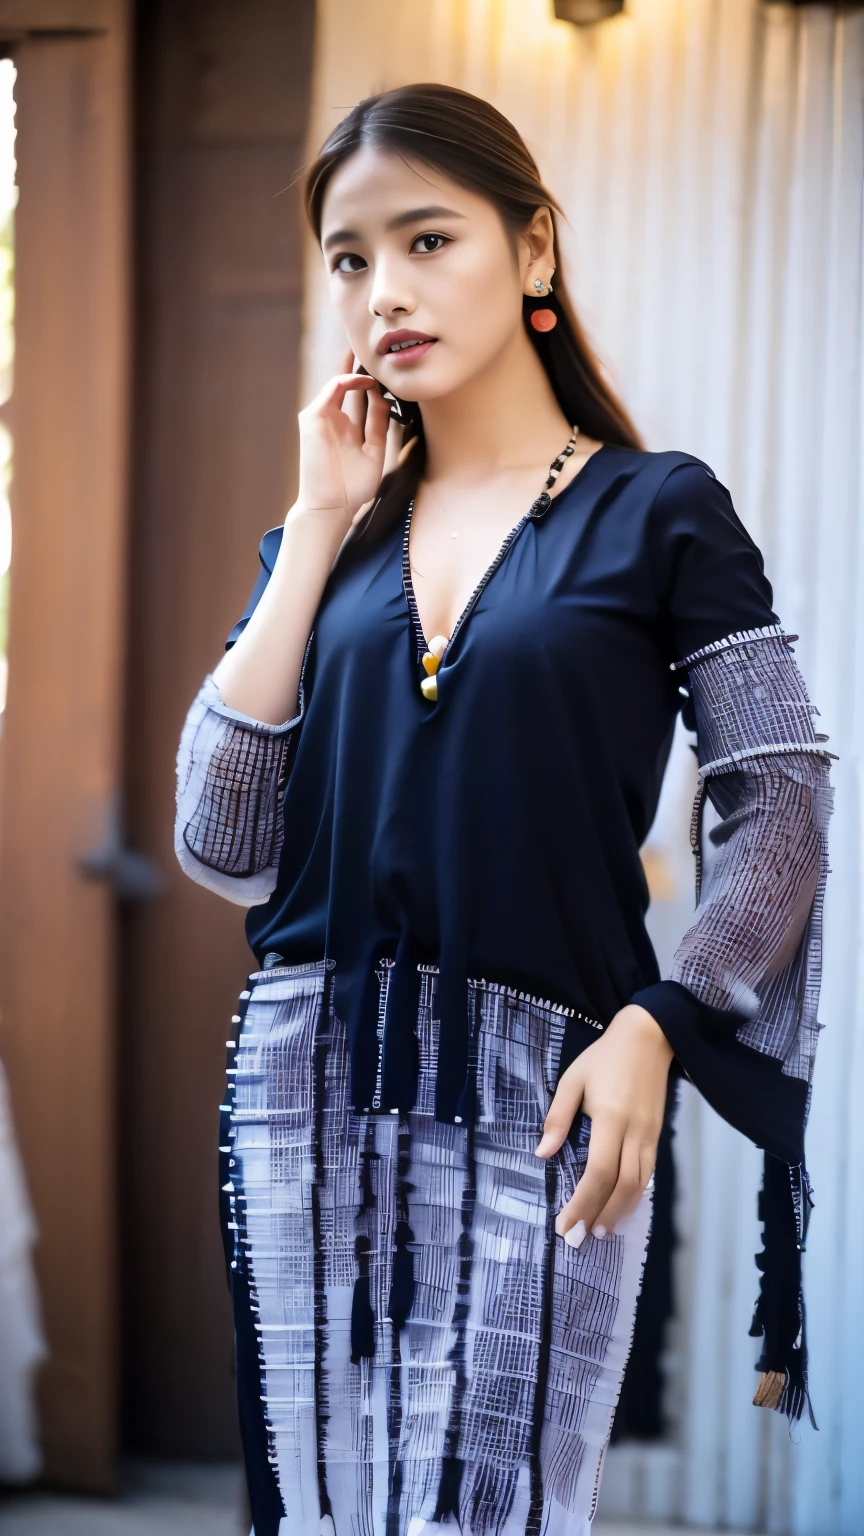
[{"x1": 530, "y1": 308, "x2": 558, "y2": 332}]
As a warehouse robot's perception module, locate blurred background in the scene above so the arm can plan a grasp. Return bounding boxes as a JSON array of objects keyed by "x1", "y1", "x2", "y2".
[{"x1": 0, "y1": 1, "x2": 861, "y2": 1533}]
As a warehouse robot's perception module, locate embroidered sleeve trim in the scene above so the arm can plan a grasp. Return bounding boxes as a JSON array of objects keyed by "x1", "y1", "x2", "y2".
[
  {"x1": 670, "y1": 624, "x2": 795, "y2": 672},
  {"x1": 698, "y1": 741, "x2": 837, "y2": 778}
]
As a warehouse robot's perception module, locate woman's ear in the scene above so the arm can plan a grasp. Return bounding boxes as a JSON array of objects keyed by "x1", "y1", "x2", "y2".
[{"x1": 520, "y1": 205, "x2": 557, "y2": 291}]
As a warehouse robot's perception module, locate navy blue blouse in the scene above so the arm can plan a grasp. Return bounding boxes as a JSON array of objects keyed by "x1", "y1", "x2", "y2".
[{"x1": 226, "y1": 446, "x2": 778, "y2": 1122}]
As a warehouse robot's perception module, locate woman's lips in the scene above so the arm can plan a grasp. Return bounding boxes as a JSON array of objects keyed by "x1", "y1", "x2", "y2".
[{"x1": 384, "y1": 339, "x2": 437, "y2": 365}]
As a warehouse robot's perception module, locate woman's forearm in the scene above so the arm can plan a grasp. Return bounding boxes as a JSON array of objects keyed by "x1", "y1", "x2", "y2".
[
  {"x1": 213, "y1": 365, "x2": 392, "y2": 725},
  {"x1": 212, "y1": 502, "x2": 347, "y2": 726}
]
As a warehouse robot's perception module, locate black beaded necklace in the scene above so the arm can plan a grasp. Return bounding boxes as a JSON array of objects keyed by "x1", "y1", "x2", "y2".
[{"x1": 402, "y1": 426, "x2": 581, "y2": 700}]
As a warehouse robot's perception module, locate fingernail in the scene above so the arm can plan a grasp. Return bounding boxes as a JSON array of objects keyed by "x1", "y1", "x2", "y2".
[
  {"x1": 535, "y1": 1135, "x2": 554, "y2": 1158},
  {"x1": 592, "y1": 1224, "x2": 607, "y2": 1240},
  {"x1": 554, "y1": 1211, "x2": 567, "y2": 1238},
  {"x1": 564, "y1": 1220, "x2": 587, "y2": 1249}
]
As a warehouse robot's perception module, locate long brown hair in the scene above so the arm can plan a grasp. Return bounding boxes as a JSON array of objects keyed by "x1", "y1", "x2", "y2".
[{"x1": 303, "y1": 82, "x2": 642, "y2": 542}]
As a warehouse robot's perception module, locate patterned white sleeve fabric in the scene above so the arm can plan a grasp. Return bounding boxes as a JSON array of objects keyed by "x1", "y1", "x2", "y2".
[
  {"x1": 174, "y1": 673, "x2": 301, "y2": 906},
  {"x1": 668, "y1": 628, "x2": 834, "y2": 1086}
]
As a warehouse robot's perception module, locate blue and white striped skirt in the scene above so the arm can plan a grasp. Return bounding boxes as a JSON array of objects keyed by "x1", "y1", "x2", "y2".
[{"x1": 220, "y1": 960, "x2": 653, "y2": 1536}]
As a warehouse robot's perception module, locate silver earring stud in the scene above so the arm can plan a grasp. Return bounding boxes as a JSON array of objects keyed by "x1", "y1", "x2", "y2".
[{"x1": 533, "y1": 277, "x2": 553, "y2": 296}]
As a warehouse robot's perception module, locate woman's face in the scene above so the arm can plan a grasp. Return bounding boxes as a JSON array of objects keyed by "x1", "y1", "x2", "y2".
[{"x1": 319, "y1": 146, "x2": 550, "y2": 402}]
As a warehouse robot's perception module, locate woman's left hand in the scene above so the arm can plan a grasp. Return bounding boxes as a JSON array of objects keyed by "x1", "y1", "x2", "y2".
[{"x1": 535, "y1": 1004, "x2": 674, "y2": 1245}]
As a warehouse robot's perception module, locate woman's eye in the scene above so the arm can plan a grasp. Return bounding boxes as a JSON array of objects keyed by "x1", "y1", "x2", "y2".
[
  {"x1": 412, "y1": 232, "x2": 449, "y2": 254},
  {"x1": 333, "y1": 252, "x2": 367, "y2": 275}
]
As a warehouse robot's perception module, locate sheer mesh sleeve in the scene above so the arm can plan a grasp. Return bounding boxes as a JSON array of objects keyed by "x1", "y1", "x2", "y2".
[
  {"x1": 174, "y1": 673, "x2": 302, "y2": 906},
  {"x1": 668, "y1": 628, "x2": 834, "y2": 1085}
]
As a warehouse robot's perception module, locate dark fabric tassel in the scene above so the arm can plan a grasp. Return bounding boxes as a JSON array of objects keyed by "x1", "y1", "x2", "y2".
[
  {"x1": 388, "y1": 1221, "x2": 416, "y2": 1330},
  {"x1": 388, "y1": 1120, "x2": 416, "y2": 1330},
  {"x1": 434, "y1": 1027, "x2": 478, "y2": 1527},
  {"x1": 359, "y1": 1147, "x2": 378, "y2": 1214},
  {"x1": 611, "y1": 1074, "x2": 680, "y2": 1441},
  {"x1": 749, "y1": 1151, "x2": 817, "y2": 1429},
  {"x1": 527, "y1": 1157, "x2": 559, "y2": 1535},
  {"x1": 432, "y1": 1457, "x2": 465, "y2": 1522},
  {"x1": 351, "y1": 1235, "x2": 375, "y2": 1364}
]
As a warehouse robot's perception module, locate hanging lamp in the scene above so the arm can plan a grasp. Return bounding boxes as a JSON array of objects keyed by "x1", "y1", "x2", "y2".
[{"x1": 554, "y1": 0, "x2": 624, "y2": 23}]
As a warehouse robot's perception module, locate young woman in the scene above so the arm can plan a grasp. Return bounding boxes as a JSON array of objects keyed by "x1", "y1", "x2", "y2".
[{"x1": 175, "y1": 83, "x2": 833, "y2": 1536}]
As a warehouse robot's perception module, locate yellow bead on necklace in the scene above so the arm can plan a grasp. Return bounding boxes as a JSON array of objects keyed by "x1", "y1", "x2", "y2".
[{"x1": 419, "y1": 634, "x2": 448, "y2": 700}]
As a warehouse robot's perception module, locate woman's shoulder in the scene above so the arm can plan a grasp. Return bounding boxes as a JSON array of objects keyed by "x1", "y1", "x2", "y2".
[
  {"x1": 602, "y1": 449, "x2": 779, "y2": 648},
  {"x1": 596, "y1": 444, "x2": 758, "y2": 549},
  {"x1": 598, "y1": 443, "x2": 724, "y2": 498}
]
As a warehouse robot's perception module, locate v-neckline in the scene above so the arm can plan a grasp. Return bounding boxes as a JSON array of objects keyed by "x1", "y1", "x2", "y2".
[{"x1": 401, "y1": 442, "x2": 608, "y2": 663}]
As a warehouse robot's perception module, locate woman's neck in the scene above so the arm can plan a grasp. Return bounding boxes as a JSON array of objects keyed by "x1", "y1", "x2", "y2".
[{"x1": 418, "y1": 324, "x2": 575, "y2": 487}]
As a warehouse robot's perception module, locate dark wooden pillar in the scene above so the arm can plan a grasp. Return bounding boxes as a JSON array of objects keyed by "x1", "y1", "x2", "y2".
[{"x1": 123, "y1": 0, "x2": 316, "y2": 1456}]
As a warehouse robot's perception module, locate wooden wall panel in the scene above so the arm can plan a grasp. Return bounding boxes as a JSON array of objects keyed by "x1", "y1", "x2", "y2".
[
  {"x1": 0, "y1": 0, "x2": 111, "y2": 29},
  {"x1": 123, "y1": 0, "x2": 316, "y2": 1457},
  {"x1": 0, "y1": 7, "x2": 130, "y2": 1493}
]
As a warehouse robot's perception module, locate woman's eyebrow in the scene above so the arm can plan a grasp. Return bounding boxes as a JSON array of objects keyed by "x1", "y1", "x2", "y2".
[{"x1": 322, "y1": 205, "x2": 467, "y2": 252}]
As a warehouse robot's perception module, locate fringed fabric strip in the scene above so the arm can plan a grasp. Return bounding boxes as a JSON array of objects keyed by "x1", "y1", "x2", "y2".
[
  {"x1": 668, "y1": 632, "x2": 834, "y2": 1426},
  {"x1": 174, "y1": 673, "x2": 302, "y2": 905}
]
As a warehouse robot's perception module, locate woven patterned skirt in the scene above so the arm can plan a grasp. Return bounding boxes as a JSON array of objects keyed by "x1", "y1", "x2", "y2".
[{"x1": 220, "y1": 960, "x2": 653, "y2": 1536}]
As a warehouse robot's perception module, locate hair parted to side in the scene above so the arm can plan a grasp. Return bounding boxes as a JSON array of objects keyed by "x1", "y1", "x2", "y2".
[{"x1": 303, "y1": 81, "x2": 642, "y2": 543}]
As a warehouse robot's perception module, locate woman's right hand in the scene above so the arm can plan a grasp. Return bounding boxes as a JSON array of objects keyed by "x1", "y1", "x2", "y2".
[{"x1": 294, "y1": 347, "x2": 393, "y2": 531}]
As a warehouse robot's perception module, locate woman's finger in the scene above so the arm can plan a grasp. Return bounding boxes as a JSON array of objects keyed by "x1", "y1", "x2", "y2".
[
  {"x1": 301, "y1": 371, "x2": 378, "y2": 422},
  {"x1": 362, "y1": 383, "x2": 392, "y2": 457},
  {"x1": 535, "y1": 1062, "x2": 585, "y2": 1159},
  {"x1": 554, "y1": 1113, "x2": 624, "y2": 1243},
  {"x1": 341, "y1": 376, "x2": 368, "y2": 430},
  {"x1": 590, "y1": 1138, "x2": 649, "y2": 1237}
]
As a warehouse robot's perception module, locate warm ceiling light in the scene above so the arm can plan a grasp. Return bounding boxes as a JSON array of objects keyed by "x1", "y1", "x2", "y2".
[{"x1": 554, "y1": 0, "x2": 625, "y2": 22}]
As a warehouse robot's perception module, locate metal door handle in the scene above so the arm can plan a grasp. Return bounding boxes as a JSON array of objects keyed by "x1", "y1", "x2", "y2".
[{"x1": 81, "y1": 838, "x2": 168, "y2": 904}]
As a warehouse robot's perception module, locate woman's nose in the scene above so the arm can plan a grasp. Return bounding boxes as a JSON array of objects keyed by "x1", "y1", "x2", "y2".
[{"x1": 368, "y1": 263, "x2": 415, "y2": 321}]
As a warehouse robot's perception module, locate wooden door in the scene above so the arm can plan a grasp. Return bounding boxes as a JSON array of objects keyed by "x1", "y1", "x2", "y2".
[
  {"x1": 0, "y1": 1, "x2": 130, "y2": 1493},
  {"x1": 122, "y1": 0, "x2": 317, "y2": 1457}
]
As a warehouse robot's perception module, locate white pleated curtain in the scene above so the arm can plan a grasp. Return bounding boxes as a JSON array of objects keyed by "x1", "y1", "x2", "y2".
[{"x1": 300, "y1": 3, "x2": 864, "y2": 1531}]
